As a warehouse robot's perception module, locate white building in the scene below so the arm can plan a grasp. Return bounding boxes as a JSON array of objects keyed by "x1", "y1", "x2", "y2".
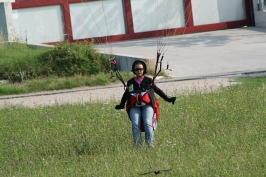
[
  {"x1": 0, "y1": 0, "x2": 15, "y2": 41},
  {"x1": 1, "y1": 0, "x2": 266, "y2": 44}
]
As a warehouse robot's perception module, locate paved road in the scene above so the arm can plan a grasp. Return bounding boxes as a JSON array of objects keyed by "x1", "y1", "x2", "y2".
[{"x1": 97, "y1": 26, "x2": 266, "y2": 79}]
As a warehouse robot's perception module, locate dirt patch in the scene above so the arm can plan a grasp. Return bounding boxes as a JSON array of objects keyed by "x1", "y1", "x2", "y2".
[{"x1": 0, "y1": 78, "x2": 236, "y2": 109}]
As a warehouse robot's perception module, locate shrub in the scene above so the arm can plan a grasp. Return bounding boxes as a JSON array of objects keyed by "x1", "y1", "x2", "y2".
[
  {"x1": 37, "y1": 41, "x2": 111, "y2": 77},
  {"x1": 0, "y1": 41, "x2": 111, "y2": 82}
]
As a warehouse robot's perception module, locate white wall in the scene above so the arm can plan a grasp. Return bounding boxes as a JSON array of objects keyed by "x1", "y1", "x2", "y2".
[
  {"x1": 0, "y1": 1, "x2": 15, "y2": 41},
  {"x1": 253, "y1": 0, "x2": 266, "y2": 27},
  {"x1": 130, "y1": 0, "x2": 185, "y2": 33},
  {"x1": 9, "y1": 0, "x2": 255, "y2": 44},
  {"x1": 12, "y1": 5, "x2": 65, "y2": 43},
  {"x1": 192, "y1": 0, "x2": 246, "y2": 26},
  {"x1": 70, "y1": 0, "x2": 125, "y2": 40}
]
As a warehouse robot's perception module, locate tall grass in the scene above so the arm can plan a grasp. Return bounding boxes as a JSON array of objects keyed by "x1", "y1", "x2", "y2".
[
  {"x1": 0, "y1": 42, "x2": 50, "y2": 82},
  {"x1": 0, "y1": 41, "x2": 111, "y2": 83},
  {"x1": 0, "y1": 72, "x2": 134, "y2": 96},
  {"x1": 0, "y1": 77, "x2": 265, "y2": 176},
  {"x1": 0, "y1": 42, "x2": 135, "y2": 96}
]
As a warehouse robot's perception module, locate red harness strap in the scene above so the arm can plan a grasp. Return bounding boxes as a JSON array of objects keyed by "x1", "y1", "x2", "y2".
[{"x1": 126, "y1": 91, "x2": 160, "y2": 132}]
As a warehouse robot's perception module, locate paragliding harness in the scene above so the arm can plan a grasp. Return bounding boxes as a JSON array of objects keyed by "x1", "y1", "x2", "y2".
[
  {"x1": 110, "y1": 53, "x2": 164, "y2": 132},
  {"x1": 125, "y1": 82, "x2": 160, "y2": 132}
]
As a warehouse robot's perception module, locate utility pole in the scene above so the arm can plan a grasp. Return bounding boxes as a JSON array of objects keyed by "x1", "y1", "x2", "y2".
[{"x1": 0, "y1": 0, "x2": 15, "y2": 42}]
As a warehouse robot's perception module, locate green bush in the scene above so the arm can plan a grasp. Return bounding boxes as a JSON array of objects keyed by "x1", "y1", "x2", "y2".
[
  {"x1": 37, "y1": 41, "x2": 111, "y2": 77},
  {"x1": 0, "y1": 42, "x2": 46, "y2": 82},
  {"x1": 0, "y1": 41, "x2": 111, "y2": 82}
]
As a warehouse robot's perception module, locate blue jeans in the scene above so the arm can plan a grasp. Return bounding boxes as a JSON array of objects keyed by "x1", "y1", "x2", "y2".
[{"x1": 129, "y1": 104, "x2": 154, "y2": 148}]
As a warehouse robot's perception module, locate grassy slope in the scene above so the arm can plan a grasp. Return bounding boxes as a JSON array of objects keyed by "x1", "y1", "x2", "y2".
[{"x1": 0, "y1": 77, "x2": 265, "y2": 176}]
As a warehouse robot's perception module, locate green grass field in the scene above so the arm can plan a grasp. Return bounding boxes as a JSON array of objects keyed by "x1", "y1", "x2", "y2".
[
  {"x1": 0, "y1": 77, "x2": 265, "y2": 176},
  {"x1": 0, "y1": 73, "x2": 134, "y2": 96}
]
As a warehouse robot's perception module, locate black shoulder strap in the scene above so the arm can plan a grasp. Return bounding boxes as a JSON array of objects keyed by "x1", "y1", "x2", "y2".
[{"x1": 147, "y1": 87, "x2": 156, "y2": 109}]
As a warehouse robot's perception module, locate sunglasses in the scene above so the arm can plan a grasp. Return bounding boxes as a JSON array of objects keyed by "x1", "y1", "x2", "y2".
[{"x1": 134, "y1": 68, "x2": 144, "y2": 71}]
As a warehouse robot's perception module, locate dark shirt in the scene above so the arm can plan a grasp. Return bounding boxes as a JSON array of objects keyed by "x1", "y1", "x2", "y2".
[{"x1": 119, "y1": 76, "x2": 169, "y2": 107}]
